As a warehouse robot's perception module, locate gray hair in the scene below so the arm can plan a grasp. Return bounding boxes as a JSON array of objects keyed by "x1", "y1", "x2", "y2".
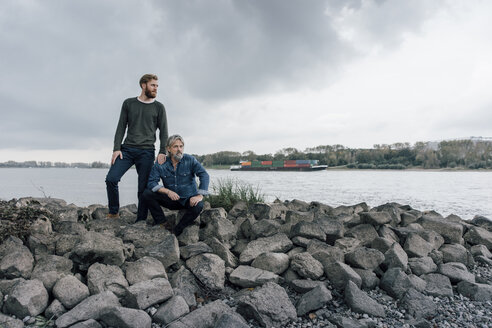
[{"x1": 166, "y1": 134, "x2": 185, "y2": 148}]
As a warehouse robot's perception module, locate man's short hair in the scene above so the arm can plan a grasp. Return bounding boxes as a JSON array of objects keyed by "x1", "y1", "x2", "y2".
[
  {"x1": 166, "y1": 135, "x2": 185, "y2": 148},
  {"x1": 139, "y1": 74, "x2": 158, "y2": 88}
]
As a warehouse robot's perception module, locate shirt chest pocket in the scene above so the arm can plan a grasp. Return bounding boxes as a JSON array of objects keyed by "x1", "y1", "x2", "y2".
[{"x1": 162, "y1": 174, "x2": 175, "y2": 185}]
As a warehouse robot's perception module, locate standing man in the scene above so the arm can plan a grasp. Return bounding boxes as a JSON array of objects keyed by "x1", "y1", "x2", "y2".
[
  {"x1": 142, "y1": 135, "x2": 209, "y2": 236},
  {"x1": 106, "y1": 74, "x2": 168, "y2": 221}
]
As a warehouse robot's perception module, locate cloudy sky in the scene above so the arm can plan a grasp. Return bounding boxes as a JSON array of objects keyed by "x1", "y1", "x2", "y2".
[{"x1": 1, "y1": 0, "x2": 491, "y2": 163}]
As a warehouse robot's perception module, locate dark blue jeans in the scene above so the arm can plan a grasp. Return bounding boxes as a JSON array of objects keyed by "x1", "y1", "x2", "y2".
[
  {"x1": 142, "y1": 189, "x2": 204, "y2": 235},
  {"x1": 105, "y1": 145, "x2": 155, "y2": 220}
]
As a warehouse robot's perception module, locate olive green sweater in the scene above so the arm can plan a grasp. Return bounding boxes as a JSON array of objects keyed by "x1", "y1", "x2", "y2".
[{"x1": 113, "y1": 97, "x2": 168, "y2": 154}]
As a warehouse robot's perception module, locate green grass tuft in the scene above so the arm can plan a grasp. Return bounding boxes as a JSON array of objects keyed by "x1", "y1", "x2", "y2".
[{"x1": 205, "y1": 177, "x2": 264, "y2": 212}]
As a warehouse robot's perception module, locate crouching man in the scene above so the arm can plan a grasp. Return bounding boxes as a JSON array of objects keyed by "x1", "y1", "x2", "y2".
[{"x1": 142, "y1": 134, "x2": 209, "y2": 236}]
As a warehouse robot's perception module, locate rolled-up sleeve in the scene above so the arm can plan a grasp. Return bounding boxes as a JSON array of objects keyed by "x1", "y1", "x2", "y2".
[
  {"x1": 147, "y1": 163, "x2": 163, "y2": 192},
  {"x1": 192, "y1": 158, "x2": 209, "y2": 195}
]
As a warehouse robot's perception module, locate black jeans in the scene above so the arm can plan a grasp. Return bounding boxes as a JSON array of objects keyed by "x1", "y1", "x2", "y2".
[
  {"x1": 105, "y1": 145, "x2": 155, "y2": 220},
  {"x1": 142, "y1": 189, "x2": 204, "y2": 235}
]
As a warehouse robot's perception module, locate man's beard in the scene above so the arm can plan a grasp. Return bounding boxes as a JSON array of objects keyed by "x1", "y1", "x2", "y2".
[
  {"x1": 173, "y1": 153, "x2": 183, "y2": 161},
  {"x1": 145, "y1": 89, "x2": 157, "y2": 98}
]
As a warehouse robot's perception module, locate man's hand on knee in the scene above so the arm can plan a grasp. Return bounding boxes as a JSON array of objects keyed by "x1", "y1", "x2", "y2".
[
  {"x1": 190, "y1": 195, "x2": 203, "y2": 207},
  {"x1": 166, "y1": 190, "x2": 180, "y2": 201}
]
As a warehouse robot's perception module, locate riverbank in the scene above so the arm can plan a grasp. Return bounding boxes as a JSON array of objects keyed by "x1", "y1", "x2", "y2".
[{"x1": 0, "y1": 197, "x2": 491, "y2": 327}]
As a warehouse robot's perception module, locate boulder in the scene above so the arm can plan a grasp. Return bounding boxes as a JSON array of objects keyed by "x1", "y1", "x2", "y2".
[
  {"x1": 205, "y1": 237, "x2": 239, "y2": 268},
  {"x1": 380, "y1": 267, "x2": 412, "y2": 299},
  {"x1": 383, "y1": 242, "x2": 408, "y2": 270},
  {"x1": 324, "y1": 261, "x2": 362, "y2": 290},
  {"x1": 345, "y1": 247, "x2": 385, "y2": 270},
  {"x1": 180, "y1": 242, "x2": 213, "y2": 259},
  {"x1": 313, "y1": 217, "x2": 344, "y2": 244},
  {"x1": 0, "y1": 245, "x2": 34, "y2": 279},
  {"x1": 125, "y1": 256, "x2": 167, "y2": 285},
  {"x1": 251, "y1": 219, "x2": 282, "y2": 239},
  {"x1": 353, "y1": 268, "x2": 380, "y2": 290},
  {"x1": 470, "y1": 244, "x2": 492, "y2": 258},
  {"x1": 99, "y1": 306, "x2": 152, "y2": 328},
  {"x1": 418, "y1": 230, "x2": 445, "y2": 250},
  {"x1": 345, "y1": 224, "x2": 378, "y2": 247},
  {"x1": 142, "y1": 234, "x2": 180, "y2": 269},
  {"x1": 400, "y1": 288, "x2": 437, "y2": 319},
  {"x1": 289, "y1": 279, "x2": 327, "y2": 293},
  {"x1": 290, "y1": 252, "x2": 324, "y2": 280},
  {"x1": 344, "y1": 280, "x2": 385, "y2": 317},
  {"x1": 371, "y1": 237, "x2": 396, "y2": 254},
  {"x1": 199, "y1": 212, "x2": 237, "y2": 248},
  {"x1": 439, "y1": 244, "x2": 468, "y2": 265},
  {"x1": 418, "y1": 215, "x2": 463, "y2": 244},
  {"x1": 153, "y1": 295, "x2": 190, "y2": 325},
  {"x1": 119, "y1": 223, "x2": 169, "y2": 248},
  {"x1": 438, "y1": 262, "x2": 475, "y2": 284},
  {"x1": 0, "y1": 313, "x2": 24, "y2": 328},
  {"x1": 122, "y1": 278, "x2": 174, "y2": 310},
  {"x1": 55, "y1": 291, "x2": 121, "y2": 328},
  {"x1": 53, "y1": 275, "x2": 90, "y2": 309},
  {"x1": 239, "y1": 233, "x2": 293, "y2": 264},
  {"x1": 422, "y1": 273, "x2": 453, "y2": 298},
  {"x1": 70, "y1": 231, "x2": 126, "y2": 269},
  {"x1": 251, "y1": 252, "x2": 290, "y2": 274},
  {"x1": 45, "y1": 299, "x2": 67, "y2": 319},
  {"x1": 169, "y1": 266, "x2": 199, "y2": 307},
  {"x1": 290, "y1": 221, "x2": 326, "y2": 241},
  {"x1": 229, "y1": 265, "x2": 279, "y2": 288},
  {"x1": 250, "y1": 203, "x2": 284, "y2": 220},
  {"x1": 237, "y1": 282, "x2": 297, "y2": 328},
  {"x1": 87, "y1": 263, "x2": 129, "y2": 297},
  {"x1": 186, "y1": 253, "x2": 225, "y2": 291},
  {"x1": 463, "y1": 226, "x2": 492, "y2": 249},
  {"x1": 456, "y1": 281, "x2": 492, "y2": 301},
  {"x1": 4, "y1": 279, "x2": 49, "y2": 318},
  {"x1": 166, "y1": 300, "x2": 237, "y2": 328},
  {"x1": 334, "y1": 237, "x2": 361, "y2": 254},
  {"x1": 214, "y1": 313, "x2": 250, "y2": 328},
  {"x1": 403, "y1": 233, "x2": 434, "y2": 258},
  {"x1": 308, "y1": 240, "x2": 345, "y2": 263},
  {"x1": 360, "y1": 211, "x2": 392, "y2": 226},
  {"x1": 31, "y1": 254, "x2": 73, "y2": 291},
  {"x1": 296, "y1": 284, "x2": 333, "y2": 316},
  {"x1": 408, "y1": 257, "x2": 437, "y2": 276},
  {"x1": 68, "y1": 319, "x2": 102, "y2": 328}
]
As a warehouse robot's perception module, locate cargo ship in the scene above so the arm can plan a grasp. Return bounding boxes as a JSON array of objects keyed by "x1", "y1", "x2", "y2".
[{"x1": 230, "y1": 160, "x2": 327, "y2": 171}]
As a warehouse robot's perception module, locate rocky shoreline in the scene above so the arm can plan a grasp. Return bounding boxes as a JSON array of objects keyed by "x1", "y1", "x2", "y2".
[{"x1": 0, "y1": 197, "x2": 491, "y2": 328}]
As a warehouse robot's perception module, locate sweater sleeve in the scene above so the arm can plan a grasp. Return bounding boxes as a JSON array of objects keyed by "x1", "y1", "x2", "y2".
[
  {"x1": 158, "y1": 105, "x2": 169, "y2": 154},
  {"x1": 113, "y1": 101, "x2": 129, "y2": 151}
]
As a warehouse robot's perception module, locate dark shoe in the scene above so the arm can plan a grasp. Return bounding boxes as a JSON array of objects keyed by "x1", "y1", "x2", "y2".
[
  {"x1": 106, "y1": 213, "x2": 120, "y2": 219},
  {"x1": 160, "y1": 220, "x2": 174, "y2": 233}
]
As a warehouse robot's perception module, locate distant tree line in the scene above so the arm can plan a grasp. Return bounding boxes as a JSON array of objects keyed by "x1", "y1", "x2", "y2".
[
  {"x1": 0, "y1": 161, "x2": 109, "y2": 168},
  {"x1": 193, "y1": 139, "x2": 492, "y2": 170}
]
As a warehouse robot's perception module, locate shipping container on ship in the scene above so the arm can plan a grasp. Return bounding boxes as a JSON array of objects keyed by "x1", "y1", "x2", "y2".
[{"x1": 230, "y1": 159, "x2": 327, "y2": 171}]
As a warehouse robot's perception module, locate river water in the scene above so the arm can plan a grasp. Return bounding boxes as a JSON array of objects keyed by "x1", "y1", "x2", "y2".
[{"x1": 0, "y1": 168, "x2": 491, "y2": 220}]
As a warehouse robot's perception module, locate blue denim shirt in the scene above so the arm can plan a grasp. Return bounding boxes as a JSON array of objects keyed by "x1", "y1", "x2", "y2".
[{"x1": 147, "y1": 154, "x2": 209, "y2": 204}]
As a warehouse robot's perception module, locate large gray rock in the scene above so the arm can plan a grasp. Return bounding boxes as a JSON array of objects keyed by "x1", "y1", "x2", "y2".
[
  {"x1": 251, "y1": 252, "x2": 290, "y2": 274},
  {"x1": 371, "y1": 237, "x2": 396, "y2": 254},
  {"x1": 383, "y1": 242, "x2": 408, "y2": 270},
  {"x1": 334, "y1": 237, "x2": 362, "y2": 254},
  {"x1": 328, "y1": 315, "x2": 366, "y2": 328},
  {"x1": 344, "y1": 280, "x2": 385, "y2": 317},
  {"x1": 87, "y1": 262, "x2": 129, "y2": 297},
  {"x1": 167, "y1": 301, "x2": 238, "y2": 328},
  {"x1": 464, "y1": 226, "x2": 492, "y2": 249},
  {"x1": 408, "y1": 257, "x2": 437, "y2": 276},
  {"x1": 186, "y1": 253, "x2": 225, "y2": 291},
  {"x1": 360, "y1": 211, "x2": 392, "y2": 226},
  {"x1": 237, "y1": 282, "x2": 296, "y2": 328},
  {"x1": 31, "y1": 254, "x2": 73, "y2": 291},
  {"x1": 169, "y1": 266, "x2": 199, "y2": 307},
  {"x1": 199, "y1": 211, "x2": 237, "y2": 248},
  {"x1": 380, "y1": 267, "x2": 413, "y2": 299},
  {"x1": 400, "y1": 288, "x2": 437, "y2": 319},
  {"x1": 0, "y1": 313, "x2": 24, "y2": 328},
  {"x1": 229, "y1": 265, "x2": 279, "y2": 288},
  {"x1": 296, "y1": 284, "x2": 332, "y2": 316},
  {"x1": 422, "y1": 273, "x2": 453, "y2": 297},
  {"x1": 470, "y1": 244, "x2": 492, "y2": 258},
  {"x1": 45, "y1": 299, "x2": 67, "y2": 319},
  {"x1": 324, "y1": 261, "x2": 362, "y2": 290},
  {"x1": 438, "y1": 262, "x2": 475, "y2": 284},
  {"x1": 205, "y1": 237, "x2": 239, "y2": 268},
  {"x1": 70, "y1": 231, "x2": 126, "y2": 269},
  {"x1": 418, "y1": 215, "x2": 463, "y2": 244},
  {"x1": 180, "y1": 242, "x2": 213, "y2": 259},
  {"x1": 122, "y1": 278, "x2": 173, "y2": 310},
  {"x1": 153, "y1": 295, "x2": 190, "y2": 325},
  {"x1": 345, "y1": 247, "x2": 385, "y2": 270},
  {"x1": 0, "y1": 245, "x2": 34, "y2": 279},
  {"x1": 53, "y1": 275, "x2": 90, "y2": 309},
  {"x1": 4, "y1": 279, "x2": 49, "y2": 318},
  {"x1": 289, "y1": 279, "x2": 327, "y2": 293},
  {"x1": 290, "y1": 252, "x2": 324, "y2": 280},
  {"x1": 69, "y1": 319, "x2": 102, "y2": 328},
  {"x1": 214, "y1": 313, "x2": 250, "y2": 328},
  {"x1": 119, "y1": 223, "x2": 169, "y2": 248},
  {"x1": 239, "y1": 233, "x2": 293, "y2": 264},
  {"x1": 404, "y1": 233, "x2": 434, "y2": 258},
  {"x1": 251, "y1": 219, "x2": 282, "y2": 239},
  {"x1": 99, "y1": 306, "x2": 152, "y2": 328},
  {"x1": 55, "y1": 291, "x2": 121, "y2": 328},
  {"x1": 307, "y1": 240, "x2": 345, "y2": 262},
  {"x1": 313, "y1": 217, "x2": 344, "y2": 244},
  {"x1": 28, "y1": 232, "x2": 57, "y2": 256},
  {"x1": 345, "y1": 224, "x2": 378, "y2": 246},
  {"x1": 125, "y1": 256, "x2": 167, "y2": 285},
  {"x1": 250, "y1": 203, "x2": 284, "y2": 220},
  {"x1": 439, "y1": 243, "x2": 468, "y2": 265},
  {"x1": 456, "y1": 281, "x2": 492, "y2": 301},
  {"x1": 290, "y1": 221, "x2": 326, "y2": 241},
  {"x1": 142, "y1": 234, "x2": 180, "y2": 269},
  {"x1": 353, "y1": 268, "x2": 380, "y2": 290},
  {"x1": 418, "y1": 230, "x2": 445, "y2": 250}
]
